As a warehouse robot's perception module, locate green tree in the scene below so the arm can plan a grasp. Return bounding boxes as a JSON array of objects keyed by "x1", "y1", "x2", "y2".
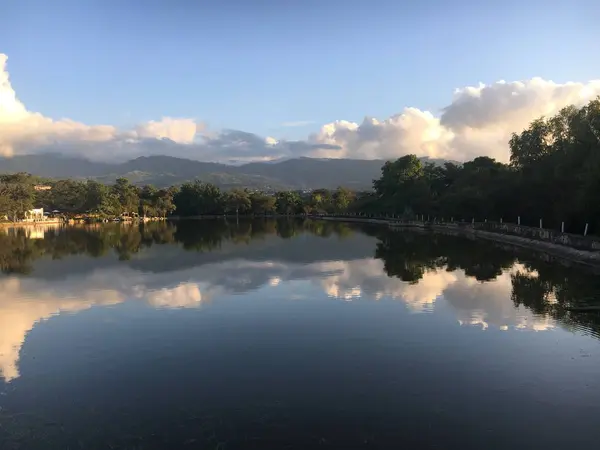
[
  {"x1": 0, "y1": 173, "x2": 35, "y2": 221},
  {"x1": 48, "y1": 180, "x2": 87, "y2": 213},
  {"x1": 333, "y1": 186, "x2": 355, "y2": 212},
  {"x1": 373, "y1": 155, "x2": 427, "y2": 215},
  {"x1": 139, "y1": 185, "x2": 158, "y2": 217},
  {"x1": 84, "y1": 180, "x2": 119, "y2": 216},
  {"x1": 224, "y1": 189, "x2": 251, "y2": 216},
  {"x1": 174, "y1": 181, "x2": 224, "y2": 216},
  {"x1": 275, "y1": 191, "x2": 302, "y2": 215},
  {"x1": 111, "y1": 178, "x2": 140, "y2": 216},
  {"x1": 309, "y1": 189, "x2": 332, "y2": 213},
  {"x1": 155, "y1": 187, "x2": 177, "y2": 218},
  {"x1": 249, "y1": 192, "x2": 276, "y2": 215}
]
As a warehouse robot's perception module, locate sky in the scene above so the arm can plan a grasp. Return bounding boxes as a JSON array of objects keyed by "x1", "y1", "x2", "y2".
[{"x1": 1, "y1": 0, "x2": 600, "y2": 163}]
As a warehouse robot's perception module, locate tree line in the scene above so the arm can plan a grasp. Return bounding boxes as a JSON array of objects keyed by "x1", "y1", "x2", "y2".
[
  {"x1": 0, "y1": 173, "x2": 356, "y2": 221},
  {"x1": 1, "y1": 97, "x2": 599, "y2": 232},
  {"x1": 0, "y1": 174, "x2": 177, "y2": 220},
  {"x1": 359, "y1": 97, "x2": 600, "y2": 234}
]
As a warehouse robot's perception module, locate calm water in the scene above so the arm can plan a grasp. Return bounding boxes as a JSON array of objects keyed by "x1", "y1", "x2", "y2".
[{"x1": 1, "y1": 219, "x2": 600, "y2": 449}]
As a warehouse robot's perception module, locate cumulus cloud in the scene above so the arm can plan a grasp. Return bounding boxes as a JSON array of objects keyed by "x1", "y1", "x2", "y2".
[
  {"x1": 309, "y1": 78, "x2": 600, "y2": 162},
  {"x1": 2, "y1": 51, "x2": 600, "y2": 163},
  {"x1": 0, "y1": 54, "x2": 335, "y2": 162}
]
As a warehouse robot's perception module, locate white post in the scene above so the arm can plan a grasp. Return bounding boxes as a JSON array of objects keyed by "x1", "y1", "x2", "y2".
[
  {"x1": 584, "y1": 223, "x2": 589, "y2": 236},
  {"x1": 539, "y1": 219, "x2": 543, "y2": 229},
  {"x1": 518, "y1": 216, "x2": 521, "y2": 225},
  {"x1": 561, "y1": 222, "x2": 565, "y2": 233},
  {"x1": 451, "y1": 217, "x2": 454, "y2": 222},
  {"x1": 485, "y1": 218, "x2": 487, "y2": 223},
  {"x1": 500, "y1": 218, "x2": 503, "y2": 224}
]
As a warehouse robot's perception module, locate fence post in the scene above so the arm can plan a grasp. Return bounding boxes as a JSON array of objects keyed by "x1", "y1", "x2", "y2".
[
  {"x1": 539, "y1": 219, "x2": 543, "y2": 229},
  {"x1": 561, "y1": 222, "x2": 565, "y2": 233},
  {"x1": 500, "y1": 218, "x2": 502, "y2": 224},
  {"x1": 584, "y1": 223, "x2": 589, "y2": 236},
  {"x1": 518, "y1": 216, "x2": 521, "y2": 225}
]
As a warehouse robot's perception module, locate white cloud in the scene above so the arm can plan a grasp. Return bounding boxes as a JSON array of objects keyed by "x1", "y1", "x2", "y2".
[
  {"x1": 2, "y1": 52, "x2": 600, "y2": 163},
  {"x1": 308, "y1": 78, "x2": 600, "y2": 162},
  {"x1": 134, "y1": 118, "x2": 201, "y2": 144},
  {"x1": 0, "y1": 54, "x2": 335, "y2": 162}
]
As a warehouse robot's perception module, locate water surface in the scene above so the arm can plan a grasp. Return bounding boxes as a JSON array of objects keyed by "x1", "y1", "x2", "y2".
[{"x1": 1, "y1": 219, "x2": 600, "y2": 449}]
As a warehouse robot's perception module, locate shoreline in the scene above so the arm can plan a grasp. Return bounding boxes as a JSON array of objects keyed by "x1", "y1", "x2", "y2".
[
  {"x1": 5, "y1": 215, "x2": 600, "y2": 268},
  {"x1": 316, "y1": 216, "x2": 600, "y2": 269},
  {"x1": 0, "y1": 220, "x2": 63, "y2": 229}
]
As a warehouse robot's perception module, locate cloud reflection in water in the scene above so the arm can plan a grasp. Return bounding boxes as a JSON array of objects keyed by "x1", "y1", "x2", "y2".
[{"x1": 1, "y1": 220, "x2": 598, "y2": 382}]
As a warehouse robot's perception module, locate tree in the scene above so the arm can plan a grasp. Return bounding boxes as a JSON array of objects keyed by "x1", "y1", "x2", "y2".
[
  {"x1": 333, "y1": 186, "x2": 355, "y2": 212},
  {"x1": 47, "y1": 180, "x2": 87, "y2": 213},
  {"x1": 249, "y1": 192, "x2": 276, "y2": 215},
  {"x1": 0, "y1": 173, "x2": 35, "y2": 221},
  {"x1": 139, "y1": 185, "x2": 159, "y2": 217},
  {"x1": 275, "y1": 191, "x2": 302, "y2": 215},
  {"x1": 84, "y1": 180, "x2": 119, "y2": 216},
  {"x1": 111, "y1": 178, "x2": 139, "y2": 216},
  {"x1": 373, "y1": 155, "x2": 427, "y2": 214},
  {"x1": 155, "y1": 187, "x2": 177, "y2": 218},
  {"x1": 224, "y1": 189, "x2": 251, "y2": 216},
  {"x1": 308, "y1": 189, "x2": 332, "y2": 213},
  {"x1": 174, "y1": 181, "x2": 224, "y2": 216}
]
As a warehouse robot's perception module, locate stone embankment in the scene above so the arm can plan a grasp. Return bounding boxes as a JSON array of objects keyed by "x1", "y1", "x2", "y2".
[
  {"x1": 391, "y1": 220, "x2": 600, "y2": 268},
  {"x1": 316, "y1": 215, "x2": 600, "y2": 268}
]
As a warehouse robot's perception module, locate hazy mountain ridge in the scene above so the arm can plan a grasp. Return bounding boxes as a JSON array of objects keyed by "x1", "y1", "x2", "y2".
[{"x1": 0, "y1": 154, "x2": 452, "y2": 190}]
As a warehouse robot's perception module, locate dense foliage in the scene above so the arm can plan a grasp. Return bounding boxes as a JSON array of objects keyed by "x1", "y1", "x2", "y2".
[
  {"x1": 0, "y1": 176, "x2": 176, "y2": 220},
  {"x1": 358, "y1": 97, "x2": 600, "y2": 233},
  {"x1": 0, "y1": 174, "x2": 355, "y2": 220}
]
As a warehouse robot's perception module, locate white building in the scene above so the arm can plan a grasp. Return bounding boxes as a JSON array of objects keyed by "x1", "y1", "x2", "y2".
[{"x1": 23, "y1": 208, "x2": 45, "y2": 222}]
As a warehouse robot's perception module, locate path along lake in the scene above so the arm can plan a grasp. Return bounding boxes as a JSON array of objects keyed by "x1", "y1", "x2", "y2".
[{"x1": 1, "y1": 219, "x2": 600, "y2": 449}]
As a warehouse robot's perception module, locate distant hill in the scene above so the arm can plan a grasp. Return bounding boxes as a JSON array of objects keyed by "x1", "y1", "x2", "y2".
[{"x1": 0, "y1": 154, "x2": 453, "y2": 190}]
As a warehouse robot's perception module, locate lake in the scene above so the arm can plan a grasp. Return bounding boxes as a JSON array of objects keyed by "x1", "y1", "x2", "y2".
[{"x1": 1, "y1": 219, "x2": 600, "y2": 449}]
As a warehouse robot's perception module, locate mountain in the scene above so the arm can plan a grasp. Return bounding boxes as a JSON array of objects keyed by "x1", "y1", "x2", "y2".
[
  {"x1": 0, "y1": 153, "x2": 112, "y2": 178},
  {"x1": 0, "y1": 154, "x2": 452, "y2": 190}
]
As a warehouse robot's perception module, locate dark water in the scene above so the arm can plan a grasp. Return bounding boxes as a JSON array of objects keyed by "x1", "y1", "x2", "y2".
[{"x1": 1, "y1": 219, "x2": 600, "y2": 449}]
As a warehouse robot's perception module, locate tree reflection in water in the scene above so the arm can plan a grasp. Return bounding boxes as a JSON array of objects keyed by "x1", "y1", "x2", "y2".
[
  {"x1": 370, "y1": 227, "x2": 600, "y2": 338},
  {"x1": 1, "y1": 219, "x2": 600, "y2": 339}
]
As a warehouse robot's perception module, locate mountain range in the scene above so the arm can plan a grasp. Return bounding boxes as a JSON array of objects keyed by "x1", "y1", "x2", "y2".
[{"x1": 0, "y1": 154, "x2": 452, "y2": 191}]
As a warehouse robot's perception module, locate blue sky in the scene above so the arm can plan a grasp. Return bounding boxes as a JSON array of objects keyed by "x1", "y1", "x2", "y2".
[{"x1": 1, "y1": 0, "x2": 599, "y2": 162}]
